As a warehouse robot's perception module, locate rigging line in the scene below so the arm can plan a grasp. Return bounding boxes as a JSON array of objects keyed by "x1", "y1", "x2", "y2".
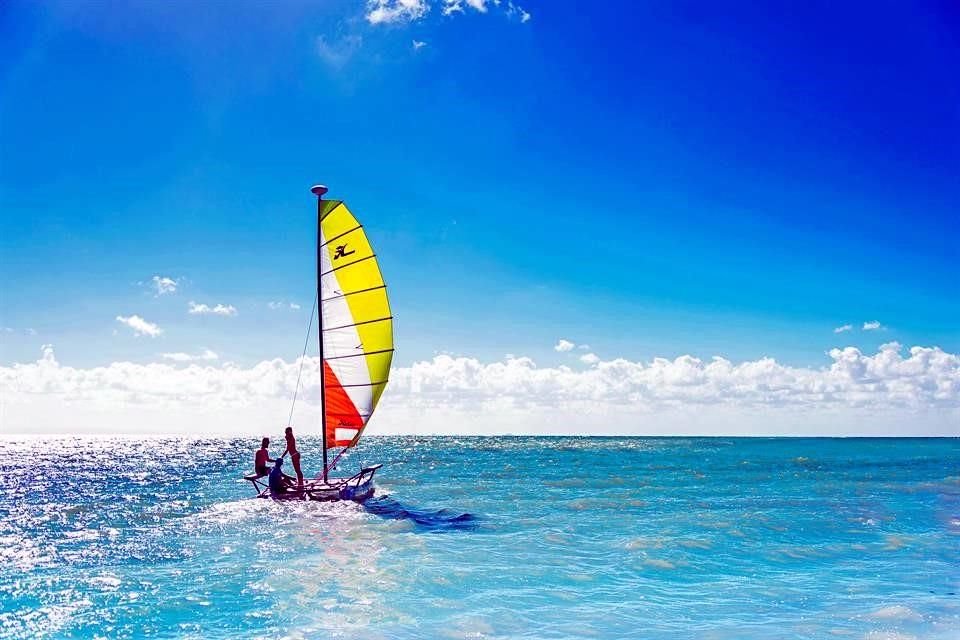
[
  {"x1": 323, "y1": 445, "x2": 351, "y2": 477},
  {"x1": 287, "y1": 291, "x2": 319, "y2": 427},
  {"x1": 323, "y1": 429, "x2": 367, "y2": 476}
]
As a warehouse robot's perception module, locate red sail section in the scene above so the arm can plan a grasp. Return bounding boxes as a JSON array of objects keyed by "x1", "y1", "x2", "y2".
[{"x1": 323, "y1": 360, "x2": 364, "y2": 447}]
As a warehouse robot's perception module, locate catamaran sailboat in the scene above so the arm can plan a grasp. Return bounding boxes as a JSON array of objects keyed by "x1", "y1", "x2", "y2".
[{"x1": 245, "y1": 185, "x2": 393, "y2": 501}]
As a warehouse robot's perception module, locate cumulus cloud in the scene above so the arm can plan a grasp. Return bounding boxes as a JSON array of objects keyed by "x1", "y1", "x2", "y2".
[
  {"x1": 161, "y1": 349, "x2": 218, "y2": 362},
  {"x1": 557, "y1": 339, "x2": 593, "y2": 354},
  {"x1": 3, "y1": 343, "x2": 958, "y2": 436},
  {"x1": 579, "y1": 352, "x2": 600, "y2": 365},
  {"x1": 115, "y1": 315, "x2": 162, "y2": 337},
  {"x1": 834, "y1": 324, "x2": 853, "y2": 334},
  {"x1": 863, "y1": 320, "x2": 884, "y2": 331},
  {"x1": 412, "y1": 39, "x2": 427, "y2": 50},
  {"x1": 268, "y1": 301, "x2": 301, "y2": 311},
  {"x1": 151, "y1": 276, "x2": 178, "y2": 296},
  {"x1": 366, "y1": 0, "x2": 429, "y2": 24},
  {"x1": 188, "y1": 302, "x2": 237, "y2": 316}
]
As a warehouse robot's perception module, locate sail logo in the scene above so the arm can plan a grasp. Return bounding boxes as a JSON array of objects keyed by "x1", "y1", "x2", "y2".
[{"x1": 334, "y1": 244, "x2": 356, "y2": 260}]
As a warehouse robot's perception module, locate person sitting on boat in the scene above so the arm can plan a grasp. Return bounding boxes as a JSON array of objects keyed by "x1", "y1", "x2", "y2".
[
  {"x1": 253, "y1": 437, "x2": 274, "y2": 478},
  {"x1": 268, "y1": 457, "x2": 295, "y2": 495},
  {"x1": 281, "y1": 426, "x2": 304, "y2": 488}
]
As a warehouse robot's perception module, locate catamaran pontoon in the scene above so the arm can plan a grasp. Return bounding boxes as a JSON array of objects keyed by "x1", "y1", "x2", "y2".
[{"x1": 245, "y1": 184, "x2": 393, "y2": 501}]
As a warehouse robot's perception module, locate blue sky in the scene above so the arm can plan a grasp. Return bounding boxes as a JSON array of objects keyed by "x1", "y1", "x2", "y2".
[{"x1": 1, "y1": 0, "x2": 958, "y2": 375}]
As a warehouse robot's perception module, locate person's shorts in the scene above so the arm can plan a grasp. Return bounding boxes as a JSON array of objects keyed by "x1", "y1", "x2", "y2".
[{"x1": 256, "y1": 465, "x2": 269, "y2": 476}]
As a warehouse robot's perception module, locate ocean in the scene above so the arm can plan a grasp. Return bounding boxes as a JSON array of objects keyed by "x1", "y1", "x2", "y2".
[{"x1": 1, "y1": 436, "x2": 957, "y2": 639}]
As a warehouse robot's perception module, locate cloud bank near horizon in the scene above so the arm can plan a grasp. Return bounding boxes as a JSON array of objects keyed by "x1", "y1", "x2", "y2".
[
  {"x1": 2, "y1": 344, "x2": 958, "y2": 437},
  {"x1": 364, "y1": 0, "x2": 530, "y2": 26}
]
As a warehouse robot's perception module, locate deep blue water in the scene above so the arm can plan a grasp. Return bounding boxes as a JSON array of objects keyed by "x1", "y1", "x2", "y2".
[{"x1": 1, "y1": 436, "x2": 958, "y2": 639}]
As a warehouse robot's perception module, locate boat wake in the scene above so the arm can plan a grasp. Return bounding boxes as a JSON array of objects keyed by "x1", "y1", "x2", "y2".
[{"x1": 362, "y1": 496, "x2": 480, "y2": 533}]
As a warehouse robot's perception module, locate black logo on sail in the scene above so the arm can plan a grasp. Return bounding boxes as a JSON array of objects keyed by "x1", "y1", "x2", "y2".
[{"x1": 334, "y1": 244, "x2": 356, "y2": 260}]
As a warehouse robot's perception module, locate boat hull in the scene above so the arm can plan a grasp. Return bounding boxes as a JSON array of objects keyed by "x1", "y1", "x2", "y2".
[
  {"x1": 245, "y1": 464, "x2": 381, "y2": 503},
  {"x1": 256, "y1": 480, "x2": 374, "y2": 502}
]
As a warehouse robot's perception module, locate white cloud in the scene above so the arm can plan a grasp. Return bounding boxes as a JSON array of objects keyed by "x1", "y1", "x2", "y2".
[
  {"x1": 161, "y1": 349, "x2": 218, "y2": 362},
  {"x1": 160, "y1": 352, "x2": 193, "y2": 362},
  {"x1": 316, "y1": 34, "x2": 362, "y2": 69},
  {"x1": 4, "y1": 327, "x2": 39, "y2": 336},
  {"x1": 579, "y1": 352, "x2": 600, "y2": 365},
  {"x1": 557, "y1": 339, "x2": 593, "y2": 354},
  {"x1": 151, "y1": 276, "x2": 178, "y2": 296},
  {"x1": 366, "y1": 0, "x2": 429, "y2": 24},
  {"x1": 441, "y1": 0, "x2": 464, "y2": 15},
  {"x1": 834, "y1": 324, "x2": 853, "y2": 334},
  {"x1": 3, "y1": 343, "x2": 958, "y2": 436},
  {"x1": 863, "y1": 320, "x2": 884, "y2": 331},
  {"x1": 188, "y1": 302, "x2": 237, "y2": 317},
  {"x1": 443, "y1": 0, "x2": 496, "y2": 15},
  {"x1": 506, "y1": 1, "x2": 530, "y2": 22},
  {"x1": 115, "y1": 315, "x2": 163, "y2": 337},
  {"x1": 268, "y1": 301, "x2": 301, "y2": 311},
  {"x1": 412, "y1": 39, "x2": 427, "y2": 50},
  {"x1": 370, "y1": 0, "x2": 529, "y2": 23}
]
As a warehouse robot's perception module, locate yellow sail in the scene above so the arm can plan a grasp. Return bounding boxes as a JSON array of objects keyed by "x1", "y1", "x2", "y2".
[{"x1": 317, "y1": 199, "x2": 393, "y2": 448}]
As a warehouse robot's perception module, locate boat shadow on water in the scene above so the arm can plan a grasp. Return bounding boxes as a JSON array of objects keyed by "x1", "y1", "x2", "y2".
[{"x1": 362, "y1": 495, "x2": 480, "y2": 533}]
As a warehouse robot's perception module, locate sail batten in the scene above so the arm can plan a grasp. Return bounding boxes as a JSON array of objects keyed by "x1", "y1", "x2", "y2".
[
  {"x1": 322, "y1": 316, "x2": 393, "y2": 332},
  {"x1": 328, "y1": 380, "x2": 389, "y2": 389},
  {"x1": 321, "y1": 285, "x2": 387, "y2": 303},
  {"x1": 317, "y1": 198, "x2": 392, "y2": 450},
  {"x1": 320, "y1": 254, "x2": 377, "y2": 277},
  {"x1": 319, "y1": 225, "x2": 364, "y2": 249},
  {"x1": 325, "y1": 348, "x2": 395, "y2": 361}
]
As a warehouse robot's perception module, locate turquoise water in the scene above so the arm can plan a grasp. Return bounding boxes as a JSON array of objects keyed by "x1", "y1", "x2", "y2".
[{"x1": 1, "y1": 436, "x2": 958, "y2": 639}]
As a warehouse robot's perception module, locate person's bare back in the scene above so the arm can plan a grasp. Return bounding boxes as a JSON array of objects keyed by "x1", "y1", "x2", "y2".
[{"x1": 254, "y1": 437, "x2": 273, "y2": 477}]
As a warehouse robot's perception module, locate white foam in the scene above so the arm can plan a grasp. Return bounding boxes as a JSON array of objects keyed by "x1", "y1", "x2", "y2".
[
  {"x1": 863, "y1": 632, "x2": 917, "y2": 640},
  {"x1": 867, "y1": 605, "x2": 923, "y2": 622}
]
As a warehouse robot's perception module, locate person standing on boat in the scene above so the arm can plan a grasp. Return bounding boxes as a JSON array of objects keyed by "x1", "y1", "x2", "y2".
[
  {"x1": 253, "y1": 437, "x2": 274, "y2": 478},
  {"x1": 281, "y1": 426, "x2": 304, "y2": 487}
]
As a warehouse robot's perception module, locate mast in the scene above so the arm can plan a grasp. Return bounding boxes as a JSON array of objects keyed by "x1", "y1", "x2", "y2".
[{"x1": 312, "y1": 184, "x2": 329, "y2": 482}]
